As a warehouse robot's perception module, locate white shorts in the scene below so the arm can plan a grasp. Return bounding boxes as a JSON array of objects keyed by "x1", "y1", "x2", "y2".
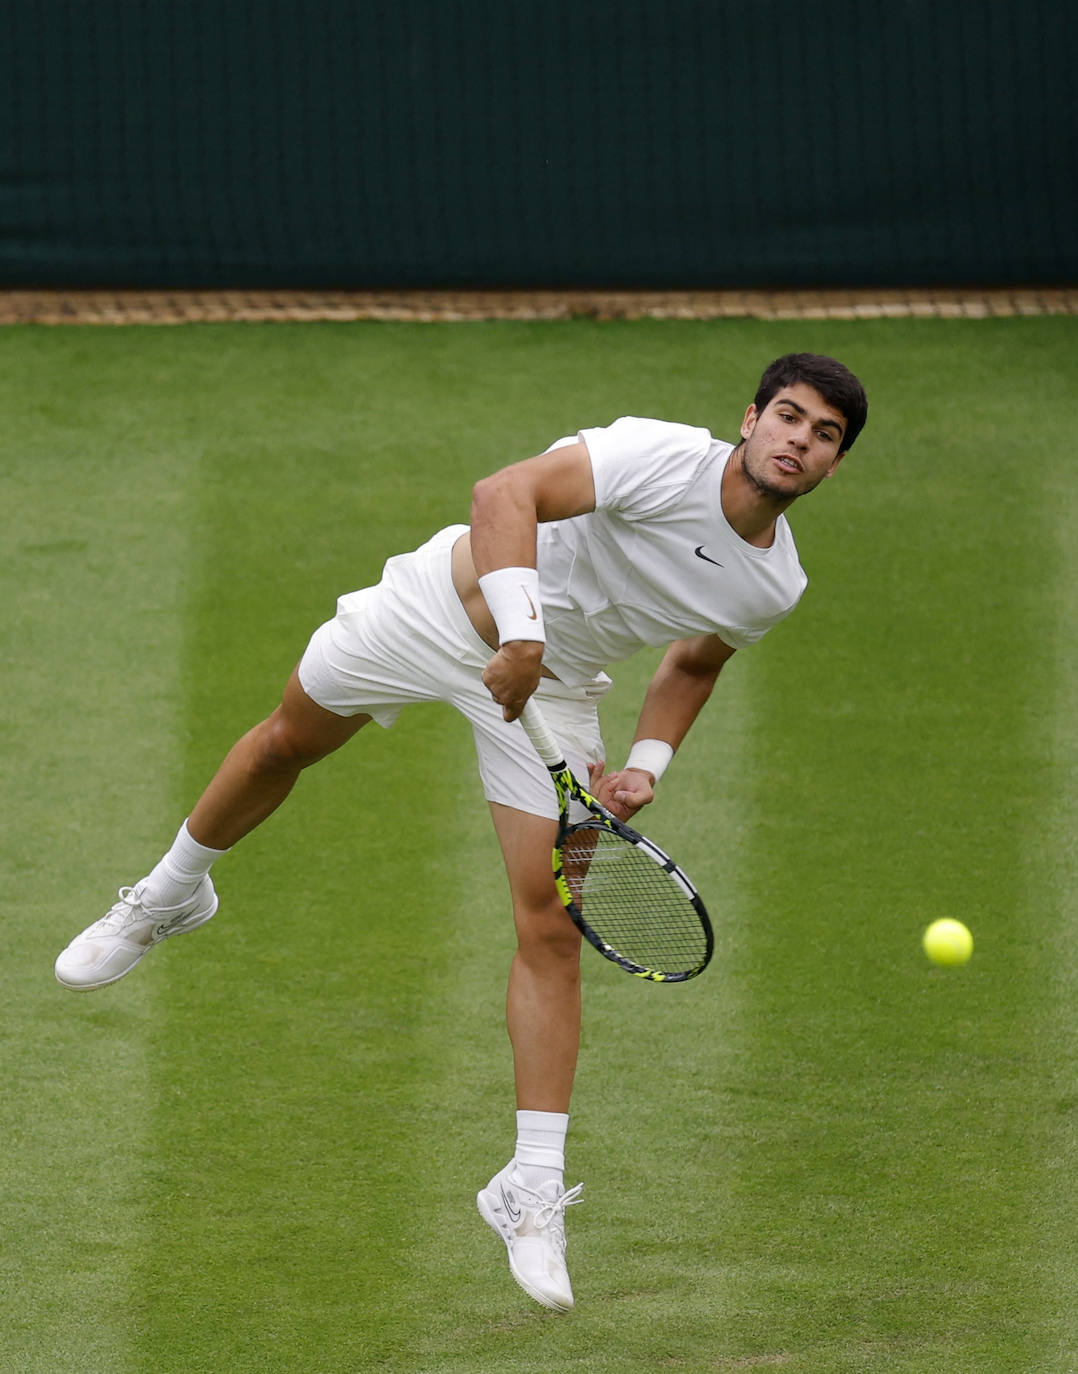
[{"x1": 297, "y1": 525, "x2": 612, "y2": 820}]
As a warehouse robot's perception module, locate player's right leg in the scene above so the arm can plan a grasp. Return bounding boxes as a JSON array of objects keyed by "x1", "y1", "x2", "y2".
[
  {"x1": 54, "y1": 669, "x2": 370, "y2": 991},
  {"x1": 184, "y1": 666, "x2": 371, "y2": 851}
]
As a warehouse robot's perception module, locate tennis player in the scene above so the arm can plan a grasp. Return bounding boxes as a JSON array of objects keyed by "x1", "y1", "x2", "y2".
[{"x1": 56, "y1": 353, "x2": 867, "y2": 1312}]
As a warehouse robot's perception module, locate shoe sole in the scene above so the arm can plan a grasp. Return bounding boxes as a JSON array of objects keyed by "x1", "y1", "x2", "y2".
[
  {"x1": 54, "y1": 899, "x2": 218, "y2": 992},
  {"x1": 476, "y1": 1188, "x2": 573, "y2": 1313}
]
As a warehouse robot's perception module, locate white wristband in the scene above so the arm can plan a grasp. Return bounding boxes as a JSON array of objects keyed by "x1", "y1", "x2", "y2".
[
  {"x1": 624, "y1": 738, "x2": 674, "y2": 782},
  {"x1": 478, "y1": 566, "x2": 545, "y2": 644}
]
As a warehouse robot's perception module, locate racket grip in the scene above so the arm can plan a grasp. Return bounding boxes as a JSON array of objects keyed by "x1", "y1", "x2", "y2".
[{"x1": 518, "y1": 699, "x2": 566, "y2": 769}]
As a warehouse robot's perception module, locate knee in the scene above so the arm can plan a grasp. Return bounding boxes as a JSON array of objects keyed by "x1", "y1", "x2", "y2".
[
  {"x1": 246, "y1": 710, "x2": 324, "y2": 774},
  {"x1": 515, "y1": 898, "x2": 583, "y2": 967}
]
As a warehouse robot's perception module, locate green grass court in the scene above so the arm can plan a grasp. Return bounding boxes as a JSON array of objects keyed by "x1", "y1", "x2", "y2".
[{"x1": 3, "y1": 315, "x2": 1077, "y2": 1372}]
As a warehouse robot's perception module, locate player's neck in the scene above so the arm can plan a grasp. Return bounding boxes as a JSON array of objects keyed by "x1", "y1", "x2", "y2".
[{"x1": 721, "y1": 443, "x2": 785, "y2": 548}]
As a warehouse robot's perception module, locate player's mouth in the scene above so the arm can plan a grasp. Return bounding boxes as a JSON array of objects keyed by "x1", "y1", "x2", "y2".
[{"x1": 773, "y1": 453, "x2": 804, "y2": 474}]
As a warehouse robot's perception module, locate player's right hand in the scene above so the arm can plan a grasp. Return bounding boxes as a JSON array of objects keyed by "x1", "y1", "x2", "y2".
[{"x1": 482, "y1": 641, "x2": 545, "y2": 721}]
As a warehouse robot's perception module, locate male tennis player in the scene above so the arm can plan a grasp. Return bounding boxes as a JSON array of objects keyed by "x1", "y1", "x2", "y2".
[{"x1": 56, "y1": 353, "x2": 867, "y2": 1312}]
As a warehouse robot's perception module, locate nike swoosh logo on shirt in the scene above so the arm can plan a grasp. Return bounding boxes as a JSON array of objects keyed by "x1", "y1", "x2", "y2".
[{"x1": 694, "y1": 545, "x2": 724, "y2": 567}]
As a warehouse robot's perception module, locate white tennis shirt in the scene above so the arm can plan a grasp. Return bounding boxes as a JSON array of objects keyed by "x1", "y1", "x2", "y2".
[{"x1": 536, "y1": 416, "x2": 808, "y2": 687}]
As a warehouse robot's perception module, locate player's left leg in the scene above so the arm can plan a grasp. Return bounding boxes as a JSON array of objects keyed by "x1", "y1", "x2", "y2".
[
  {"x1": 475, "y1": 800, "x2": 585, "y2": 1312},
  {"x1": 488, "y1": 801, "x2": 582, "y2": 1113},
  {"x1": 460, "y1": 677, "x2": 606, "y2": 1309}
]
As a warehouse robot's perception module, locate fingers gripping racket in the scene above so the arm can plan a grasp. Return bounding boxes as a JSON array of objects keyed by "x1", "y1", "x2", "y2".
[{"x1": 518, "y1": 700, "x2": 713, "y2": 982}]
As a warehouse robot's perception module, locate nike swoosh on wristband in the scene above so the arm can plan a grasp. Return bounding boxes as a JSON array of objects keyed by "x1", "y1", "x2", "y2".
[
  {"x1": 522, "y1": 588, "x2": 538, "y2": 620},
  {"x1": 694, "y1": 545, "x2": 724, "y2": 567}
]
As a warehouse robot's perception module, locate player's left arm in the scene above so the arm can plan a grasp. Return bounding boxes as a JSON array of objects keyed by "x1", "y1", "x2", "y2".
[{"x1": 590, "y1": 634, "x2": 737, "y2": 816}]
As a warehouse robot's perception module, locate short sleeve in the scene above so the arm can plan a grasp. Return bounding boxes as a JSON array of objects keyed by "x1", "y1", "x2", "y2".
[{"x1": 579, "y1": 417, "x2": 714, "y2": 520}]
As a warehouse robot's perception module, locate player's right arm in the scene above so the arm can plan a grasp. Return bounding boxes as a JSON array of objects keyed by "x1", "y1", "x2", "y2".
[
  {"x1": 470, "y1": 442, "x2": 596, "y2": 721},
  {"x1": 470, "y1": 441, "x2": 596, "y2": 572}
]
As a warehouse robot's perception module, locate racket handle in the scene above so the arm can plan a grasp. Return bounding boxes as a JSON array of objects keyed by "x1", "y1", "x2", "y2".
[{"x1": 518, "y1": 699, "x2": 566, "y2": 769}]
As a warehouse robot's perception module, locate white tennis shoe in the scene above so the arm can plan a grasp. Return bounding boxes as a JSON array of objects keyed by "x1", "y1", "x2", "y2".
[
  {"x1": 55, "y1": 878, "x2": 218, "y2": 990},
  {"x1": 477, "y1": 1163, "x2": 583, "y2": 1312}
]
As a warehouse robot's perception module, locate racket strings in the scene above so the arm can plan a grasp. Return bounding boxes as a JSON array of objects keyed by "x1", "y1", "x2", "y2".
[{"x1": 561, "y1": 826, "x2": 709, "y2": 971}]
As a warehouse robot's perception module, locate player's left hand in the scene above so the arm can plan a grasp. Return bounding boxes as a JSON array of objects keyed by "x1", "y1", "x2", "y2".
[{"x1": 587, "y1": 761, "x2": 655, "y2": 821}]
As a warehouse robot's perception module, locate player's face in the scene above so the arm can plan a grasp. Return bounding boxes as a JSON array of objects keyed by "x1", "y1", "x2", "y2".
[{"x1": 738, "y1": 383, "x2": 847, "y2": 502}]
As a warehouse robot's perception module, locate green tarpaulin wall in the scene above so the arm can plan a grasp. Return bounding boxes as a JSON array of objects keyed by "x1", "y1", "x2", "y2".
[{"x1": 2, "y1": 1, "x2": 1074, "y2": 288}]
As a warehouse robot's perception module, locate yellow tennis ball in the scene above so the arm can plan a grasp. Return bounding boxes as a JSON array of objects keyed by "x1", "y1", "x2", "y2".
[{"x1": 922, "y1": 919, "x2": 973, "y2": 967}]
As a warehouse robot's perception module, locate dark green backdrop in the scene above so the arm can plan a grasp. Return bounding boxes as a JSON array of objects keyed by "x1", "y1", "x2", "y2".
[{"x1": 2, "y1": 0, "x2": 1074, "y2": 288}]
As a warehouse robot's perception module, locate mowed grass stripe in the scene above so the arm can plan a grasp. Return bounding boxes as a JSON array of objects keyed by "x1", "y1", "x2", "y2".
[
  {"x1": 1036, "y1": 407, "x2": 1078, "y2": 1359},
  {"x1": 701, "y1": 320, "x2": 1077, "y2": 1370},
  {"x1": 0, "y1": 329, "x2": 200, "y2": 1372},
  {"x1": 133, "y1": 325, "x2": 531, "y2": 1369}
]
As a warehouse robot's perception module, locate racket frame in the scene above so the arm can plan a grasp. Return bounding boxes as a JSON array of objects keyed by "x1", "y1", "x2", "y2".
[{"x1": 518, "y1": 700, "x2": 713, "y2": 982}]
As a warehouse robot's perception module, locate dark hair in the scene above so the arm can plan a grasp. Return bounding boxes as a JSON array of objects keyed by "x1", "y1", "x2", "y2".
[{"x1": 754, "y1": 354, "x2": 868, "y2": 451}]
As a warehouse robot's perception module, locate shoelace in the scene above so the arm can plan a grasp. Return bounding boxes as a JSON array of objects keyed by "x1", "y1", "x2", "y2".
[
  {"x1": 96, "y1": 888, "x2": 143, "y2": 932},
  {"x1": 533, "y1": 1181, "x2": 584, "y2": 1231}
]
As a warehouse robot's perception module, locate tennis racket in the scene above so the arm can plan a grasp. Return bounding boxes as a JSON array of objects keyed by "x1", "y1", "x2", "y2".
[{"x1": 518, "y1": 699, "x2": 713, "y2": 983}]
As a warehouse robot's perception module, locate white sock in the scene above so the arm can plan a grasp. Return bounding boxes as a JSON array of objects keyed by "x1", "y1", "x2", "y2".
[
  {"x1": 138, "y1": 820, "x2": 230, "y2": 908},
  {"x1": 512, "y1": 1110, "x2": 569, "y2": 1190}
]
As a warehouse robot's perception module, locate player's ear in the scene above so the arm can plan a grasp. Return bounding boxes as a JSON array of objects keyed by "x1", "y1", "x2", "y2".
[
  {"x1": 825, "y1": 451, "x2": 846, "y2": 478},
  {"x1": 740, "y1": 403, "x2": 758, "y2": 441}
]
